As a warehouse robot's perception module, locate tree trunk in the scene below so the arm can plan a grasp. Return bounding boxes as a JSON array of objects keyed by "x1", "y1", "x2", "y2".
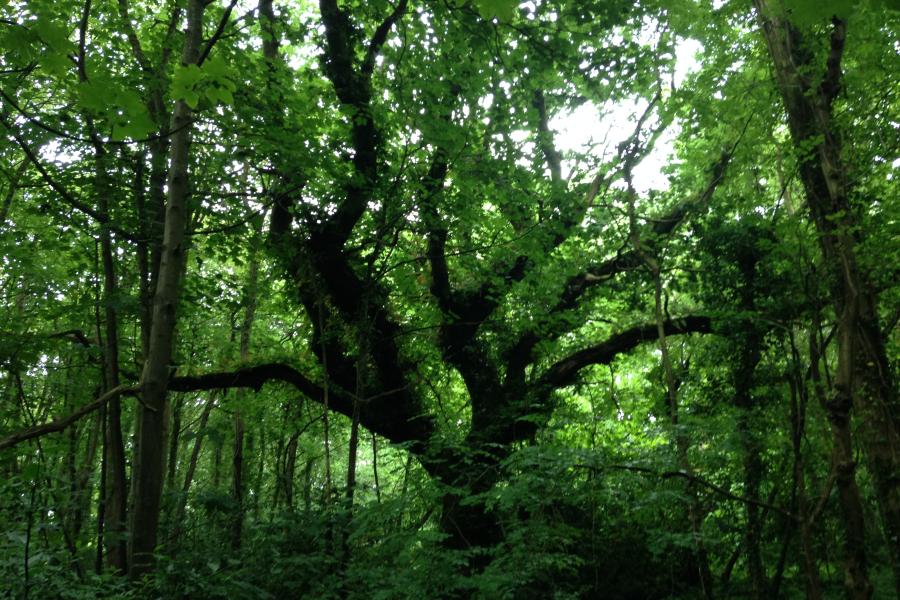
[
  {"x1": 230, "y1": 202, "x2": 261, "y2": 550},
  {"x1": 168, "y1": 392, "x2": 217, "y2": 551},
  {"x1": 787, "y1": 333, "x2": 823, "y2": 600},
  {"x1": 128, "y1": 1, "x2": 205, "y2": 578},
  {"x1": 733, "y1": 250, "x2": 765, "y2": 599},
  {"x1": 754, "y1": 4, "x2": 899, "y2": 595},
  {"x1": 810, "y1": 316, "x2": 871, "y2": 599},
  {"x1": 93, "y1": 152, "x2": 129, "y2": 575},
  {"x1": 230, "y1": 413, "x2": 244, "y2": 549},
  {"x1": 283, "y1": 434, "x2": 298, "y2": 510},
  {"x1": 253, "y1": 426, "x2": 266, "y2": 519},
  {"x1": 437, "y1": 448, "x2": 505, "y2": 567}
]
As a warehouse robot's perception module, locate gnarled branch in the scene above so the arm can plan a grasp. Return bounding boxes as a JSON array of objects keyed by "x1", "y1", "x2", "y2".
[{"x1": 541, "y1": 316, "x2": 713, "y2": 389}]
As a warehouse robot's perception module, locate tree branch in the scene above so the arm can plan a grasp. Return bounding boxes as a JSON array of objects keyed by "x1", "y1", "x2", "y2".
[
  {"x1": 820, "y1": 17, "x2": 846, "y2": 107},
  {"x1": 197, "y1": 0, "x2": 240, "y2": 66},
  {"x1": 532, "y1": 89, "x2": 562, "y2": 184},
  {"x1": 541, "y1": 316, "x2": 713, "y2": 389},
  {"x1": 0, "y1": 114, "x2": 139, "y2": 242},
  {"x1": 317, "y1": 0, "x2": 378, "y2": 245},
  {"x1": 554, "y1": 144, "x2": 738, "y2": 316},
  {"x1": 116, "y1": 0, "x2": 153, "y2": 73},
  {"x1": 0, "y1": 386, "x2": 135, "y2": 451},
  {"x1": 361, "y1": 0, "x2": 409, "y2": 77}
]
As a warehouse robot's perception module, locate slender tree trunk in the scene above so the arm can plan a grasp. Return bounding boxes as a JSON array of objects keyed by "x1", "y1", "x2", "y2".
[
  {"x1": 128, "y1": 1, "x2": 205, "y2": 578},
  {"x1": 787, "y1": 332, "x2": 823, "y2": 600},
  {"x1": 96, "y1": 400, "x2": 107, "y2": 575},
  {"x1": 343, "y1": 310, "x2": 367, "y2": 562},
  {"x1": 272, "y1": 432, "x2": 285, "y2": 510},
  {"x1": 168, "y1": 393, "x2": 217, "y2": 550},
  {"x1": 231, "y1": 414, "x2": 244, "y2": 549},
  {"x1": 733, "y1": 252, "x2": 765, "y2": 599},
  {"x1": 372, "y1": 433, "x2": 381, "y2": 504},
  {"x1": 656, "y1": 281, "x2": 714, "y2": 600},
  {"x1": 303, "y1": 458, "x2": 314, "y2": 513},
  {"x1": 212, "y1": 436, "x2": 223, "y2": 490},
  {"x1": 230, "y1": 203, "x2": 261, "y2": 550},
  {"x1": 644, "y1": 244, "x2": 714, "y2": 597},
  {"x1": 71, "y1": 410, "x2": 101, "y2": 550},
  {"x1": 253, "y1": 426, "x2": 266, "y2": 519},
  {"x1": 166, "y1": 397, "x2": 183, "y2": 492},
  {"x1": 754, "y1": 4, "x2": 899, "y2": 595},
  {"x1": 92, "y1": 153, "x2": 129, "y2": 574}
]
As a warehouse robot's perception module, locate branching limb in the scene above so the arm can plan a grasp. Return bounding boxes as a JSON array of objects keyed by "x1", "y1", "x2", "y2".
[
  {"x1": 532, "y1": 89, "x2": 562, "y2": 184},
  {"x1": 0, "y1": 115, "x2": 139, "y2": 242},
  {"x1": 362, "y1": 0, "x2": 409, "y2": 76},
  {"x1": 198, "y1": 0, "x2": 240, "y2": 66},
  {"x1": 821, "y1": 18, "x2": 846, "y2": 107},
  {"x1": 116, "y1": 0, "x2": 153, "y2": 73},
  {"x1": 540, "y1": 316, "x2": 713, "y2": 390},
  {"x1": 0, "y1": 386, "x2": 136, "y2": 451}
]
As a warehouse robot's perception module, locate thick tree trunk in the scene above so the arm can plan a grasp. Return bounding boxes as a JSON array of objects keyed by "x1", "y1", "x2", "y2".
[
  {"x1": 810, "y1": 317, "x2": 871, "y2": 599},
  {"x1": 437, "y1": 448, "x2": 505, "y2": 567},
  {"x1": 128, "y1": 0, "x2": 205, "y2": 578},
  {"x1": 754, "y1": 5, "x2": 899, "y2": 596}
]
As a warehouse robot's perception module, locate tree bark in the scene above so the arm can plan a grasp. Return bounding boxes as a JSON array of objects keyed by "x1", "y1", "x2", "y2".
[
  {"x1": 93, "y1": 152, "x2": 129, "y2": 574},
  {"x1": 230, "y1": 413, "x2": 244, "y2": 549},
  {"x1": 754, "y1": 3, "x2": 899, "y2": 595},
  {"x1": 230, "y1": 199, "x2": 261, "y2": 550},
  {"x1": 787, "y1": 332, "x2": 823, "y2": 600},
  {"x1": 810, "y1": 314, "x2": 871, "y2": 599},
  {"x1": 128, "y1": 0, "x2": 205, "y2": 578}
]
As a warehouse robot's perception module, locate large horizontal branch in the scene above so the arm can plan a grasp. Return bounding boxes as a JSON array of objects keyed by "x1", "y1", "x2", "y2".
[
  {"x1": 172, "y1": 361, "x2": 431, "y2": 447},
  {"x1": 169, "y1": 362, "x2": 337, "y2": 404},
  {"x1": 0, "y1": 385, "x2": 135, "y2": 451},
  {"x1": 2, "y1": 359, "x2": 434, "y2": 453},
  {"x1": 541, "y1": 315, "x2": 713, "y2": 389}
]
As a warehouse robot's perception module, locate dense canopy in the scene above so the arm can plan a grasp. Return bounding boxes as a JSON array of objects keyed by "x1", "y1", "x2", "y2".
[{"x1": 0, "y1": 0, "x2": 898, "y2": 597}]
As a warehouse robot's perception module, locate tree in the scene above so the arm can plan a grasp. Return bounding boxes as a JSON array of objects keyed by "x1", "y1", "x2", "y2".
[{"x1": 0, "y1": 0, "x2": 897, "y2": 597}]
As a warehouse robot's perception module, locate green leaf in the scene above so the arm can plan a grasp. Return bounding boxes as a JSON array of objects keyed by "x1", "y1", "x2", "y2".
[
  {"x1": 77, "y1": 81, "x2": 107, "y2": 113},
  {"x1": 183, "y1": 89, "x2": 201, "y2": 109},
  {"x1": 172, "y1": 64, "x2": 204, "y2": 105},
  {"x1": 781, "y1": 0, "x2": 856, "y2": 25},
  {"x1": 38, "y1": 50, "x2": 70, "y2": 76},
  {"x1": 33, "y1": 16, "x2": 74, "y2": 53},
  {"x1": 474, "y1": 0, "x2": 518, "y2": 22}
]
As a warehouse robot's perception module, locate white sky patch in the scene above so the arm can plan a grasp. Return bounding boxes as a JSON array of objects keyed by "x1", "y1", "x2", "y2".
[
  {"x1": 551, "y1": 38, "x2": 702, "y2": 194},
  {"x1": 39, "y1": 140, "x2": 79, "y2": 165}
]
